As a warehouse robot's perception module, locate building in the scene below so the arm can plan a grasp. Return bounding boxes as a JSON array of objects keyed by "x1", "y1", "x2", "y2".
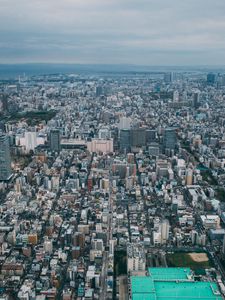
[
  {"x1": 118, "y1": 116, "x2": 131, "y2": 130},
  {"x1": 130, "y1": 128, "x2": 146, "y2": 148},
  {"x1": 148, "y1": 143, "x2": 160, "y2": 156},
  {"x1": 127, "y1": 243, "x2": 146, "y2": 272},
  {"x1": 50, "y1": 129, "x2": 61, "y2": 152},
  {"x1": 164, "y1": 72, "x2": 173, "y2": 83},
  {"x1": 173, "y1": 90, "x2": 179, "y2": 102},
  {"x1": 91, "y1": 239, "x2": 104, "y2": 252},
  {"x1": 120, "y1": 129, "x2": 131, "y2": 152},
  {"x1": 96, "y1": 86, "x2": 103, "y2": 97},
  {"x1": 0, "y1": 134, "x2": 12, "y2": 181},
  {"x1": 156, "y1": 160, "x2": 169, "y2": 178},
  {"x1": 0, "y1": 93, "x2": 8, "y2": 112},
  {"x1": 146, "y1": 129, "x2": 156, "y2": 144},
  {"x1": 24, "y1": 131, "x2": 37, "y2": 152},
  {"x1": 131, "y1": 268, "x2": 223, "y2": 300},
  {"x1": 98, "y1": 127, "x2": 111, "y2": 139},
  {"x1": 186, "y1": 168, "x2": 193, "y2": 185},
  {"x1": 207, "y1": 73, "x2": 216, "y2": 85},
  {"x1": 193, "y1": 92, "x2": 200, "y2": 109},
  {"x1": 163, "y1": 128, "x2": 177, "y2": 151},
  {"x1": 200, "y1": 215, "x2": 220, "y2": 230},
  {"x1": 87, "y1": 138, "x2": 113, "y2": 154},
  {"x1": 161, "y1": 219, "x2": 170, "y2": 244}
]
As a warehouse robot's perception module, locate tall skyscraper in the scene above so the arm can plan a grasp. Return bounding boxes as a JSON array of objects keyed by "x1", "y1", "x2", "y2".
[
  {"x1": 161, "y1": 219, "x2": 170, "y2": 244},
  {"x1": 130, "y1": 128, "x2": 146, "y2": 147},
  {"x1": 50, "y1": 129, "x2": 61, "y2": 152},
  {"x1": 163, "y1": 128, "x2": 177, "y2": 150},
  {"x1": 96, "y1": 86, "x2": 103, "y2": 97},
  {"x1": 146, "y1": 129, "x2": 156, "y2": 144},
  {"x1": 164, "y1": 72, "x2": 173, "y2": 83},
  {"x1": 0, "y1": 93, "x2": 8, "y2": 112},
  {"x1": 193, "y1": 92, "x2": 200, "y2": 109},
  {"x1": 120, "y1": 129, "x2": 131, "y2": 152},
  {"x1": 207, "y1": 73, "x2": 216, "y2": 85},
  {"x1": 25, "y1": 131, "x2": 37, "y2": 152},
  {"x1": 173, "y1": 90, "x2": 179, "y2": 102},
  {"x1": 0, "y1": 134, "x2": 12, "y2": 181}
]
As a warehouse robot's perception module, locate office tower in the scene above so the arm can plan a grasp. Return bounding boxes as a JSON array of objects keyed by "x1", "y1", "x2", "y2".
[
  {"x1": 164, "y1": 72, "x2": 173, "y2": 83},
  {"x1": 0, "y1": 93, "x2": 8, "y2": 112},
  {"x1": 25, "y1": 131, "x2": 37, "y2": 152},
  {"x1": 120, "y1": 129, "x2": 131, "y2": 152},
  {"x1": 96, "y1": 86, "x2": 103, "y2": 97},
  {"x1": 163, "y1": 128, "x2": 177, "y2": 150},
  {"x1": 173, "y1": 90, "x2": 179, "y2": 102},
  {"x1": 130, "y1": 128, "x2": 146, "y2": 147},
  {"x1": 161, "y1": 219, "x2": 170, "y2": 244},
  {"x1": 146, "y1": 129, "x2": 156, "y2": 144},
  {"x1": 193, "y1": 92, "x2": 200, "y2": 109},
  {"x1": 0, "y1": 134, "x2": 12, "y2": 181},
  {"x1": 222, "y1": 75, "x2": 225, "y2": 86},
  {"x1": 186, "y1": 168, "x2": 193, "y2": 185},
  {"x1": 207, "y1": 73, "x2": 216, "y2": 85},
  {"x1": 50, "y1": 129, "x2": 60, "y2": 152}
]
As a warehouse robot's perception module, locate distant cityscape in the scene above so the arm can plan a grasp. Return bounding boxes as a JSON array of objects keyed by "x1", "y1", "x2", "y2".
[{"x1": 1, "y1": 68, "x2": 225, "y2": 299}]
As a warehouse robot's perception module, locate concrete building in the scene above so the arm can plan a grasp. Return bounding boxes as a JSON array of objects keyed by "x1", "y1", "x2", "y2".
[
  {"x1": 130, "y1": 128, "x2": 146, "y2": 148},
  {"x1": 163, "y1": 128, "x2": 177, "y2": 151},
  {"x1": 118, "y1": 116, "x2": 131, "y2": 130},
  {"x1": 87, "y1": 138, "x2": 113, "y2": 154},
  {"x1": 161, "y1": 219, "x2": 170, "y2": 244},
  {"x1": 127, "y1": 243, "x2": 146, "y2": 272},
  {"x1": 120, "y1": 129, "x2": 131, "y2": 152},
  {"x1": 0, "y1": 134, "x2": 12, "y2": 181},
  {"x1": 50, "y1": 129, "x2": 60, "y2": 152}
]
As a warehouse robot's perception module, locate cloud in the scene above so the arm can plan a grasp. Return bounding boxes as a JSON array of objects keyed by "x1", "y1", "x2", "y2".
[{"x1": 0, "y1": 0, "x2": 225, "y2": 64}]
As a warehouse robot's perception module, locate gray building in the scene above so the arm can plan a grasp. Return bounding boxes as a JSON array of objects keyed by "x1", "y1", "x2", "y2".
[
  {"x1": 146, "y1": 129, "x2": 156, "y2": 144},
  {"x1": 163, "y1": 128, "x2": 177, "y2": 150},
  {"x1": 148, "y1": 143, "x2": 160, "y2": 156},
  {"x1": 130, "y1": 128, "x2": 146, "y2": 147},
  {"x1": 0, "y1": 134, "x2": 12, "y2": 181},
  {"x1": 193, "y1": 92, "x2": 200, "y2": 109},
  {"x1": 120, "y1": 129, "x2": 131, "y2": 152},
  {"x1": 50, "y1": 129, "x2": 61, "y2": 152}
]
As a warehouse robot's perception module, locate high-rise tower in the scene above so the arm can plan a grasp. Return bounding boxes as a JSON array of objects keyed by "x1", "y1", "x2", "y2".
[
  {"x1": 49, "y1": 129, "x2": 61, "y2": 152},
  {"x1": 0, "y1": 134, "x2": 12, "y2": 181}
]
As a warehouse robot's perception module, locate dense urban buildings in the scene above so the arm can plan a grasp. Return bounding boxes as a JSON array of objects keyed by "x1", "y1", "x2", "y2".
[{"x1": 1, "y1": 68, "x2": 225, "y2": 299}]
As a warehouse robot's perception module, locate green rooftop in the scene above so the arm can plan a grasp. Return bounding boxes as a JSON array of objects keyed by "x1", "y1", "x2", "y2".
[
  {"x1": 149, "y1": 267, "x2": 192, "y2": 281},
  {"x1": 131, "y1": 268, "x2": 223, "y2": 300},
  {"x1": 132, "y1": 277, "x2": 155, "y2": 294}
]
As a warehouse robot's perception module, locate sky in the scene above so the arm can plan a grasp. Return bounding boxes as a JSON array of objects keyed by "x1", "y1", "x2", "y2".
[{"x1": 0, "y1": 0, "x2": 225, "y2": 65}]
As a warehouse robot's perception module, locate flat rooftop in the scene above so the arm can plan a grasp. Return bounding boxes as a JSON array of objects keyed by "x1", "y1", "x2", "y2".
[
  {"x1": 148, "y1": 267, "x2": 192, "y2": 280},
  {"x1": 131, "y1": 268, "x2": 223, "y2": 300}
]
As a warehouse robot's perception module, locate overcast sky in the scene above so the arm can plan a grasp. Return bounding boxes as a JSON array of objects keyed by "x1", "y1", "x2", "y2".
[{"x1": 0, "y1": 0, "x2": 225, "y2": 65}]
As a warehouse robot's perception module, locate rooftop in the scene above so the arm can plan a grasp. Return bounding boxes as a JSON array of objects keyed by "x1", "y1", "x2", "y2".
[{"x1": 131, "y1": 268, "x2": 223, "y2": 300}]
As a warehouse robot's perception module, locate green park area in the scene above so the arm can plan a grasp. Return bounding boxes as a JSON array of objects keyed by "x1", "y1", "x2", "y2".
[
  {"x1": 166, "y1": 252, "x2": 212, "y2": 271},
  {"x1": 8, "y1": 110, "x2": 57, "y2": 125},
  {"x1": 114, "y1": 250, "x2": 127, "y2": 276}
]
